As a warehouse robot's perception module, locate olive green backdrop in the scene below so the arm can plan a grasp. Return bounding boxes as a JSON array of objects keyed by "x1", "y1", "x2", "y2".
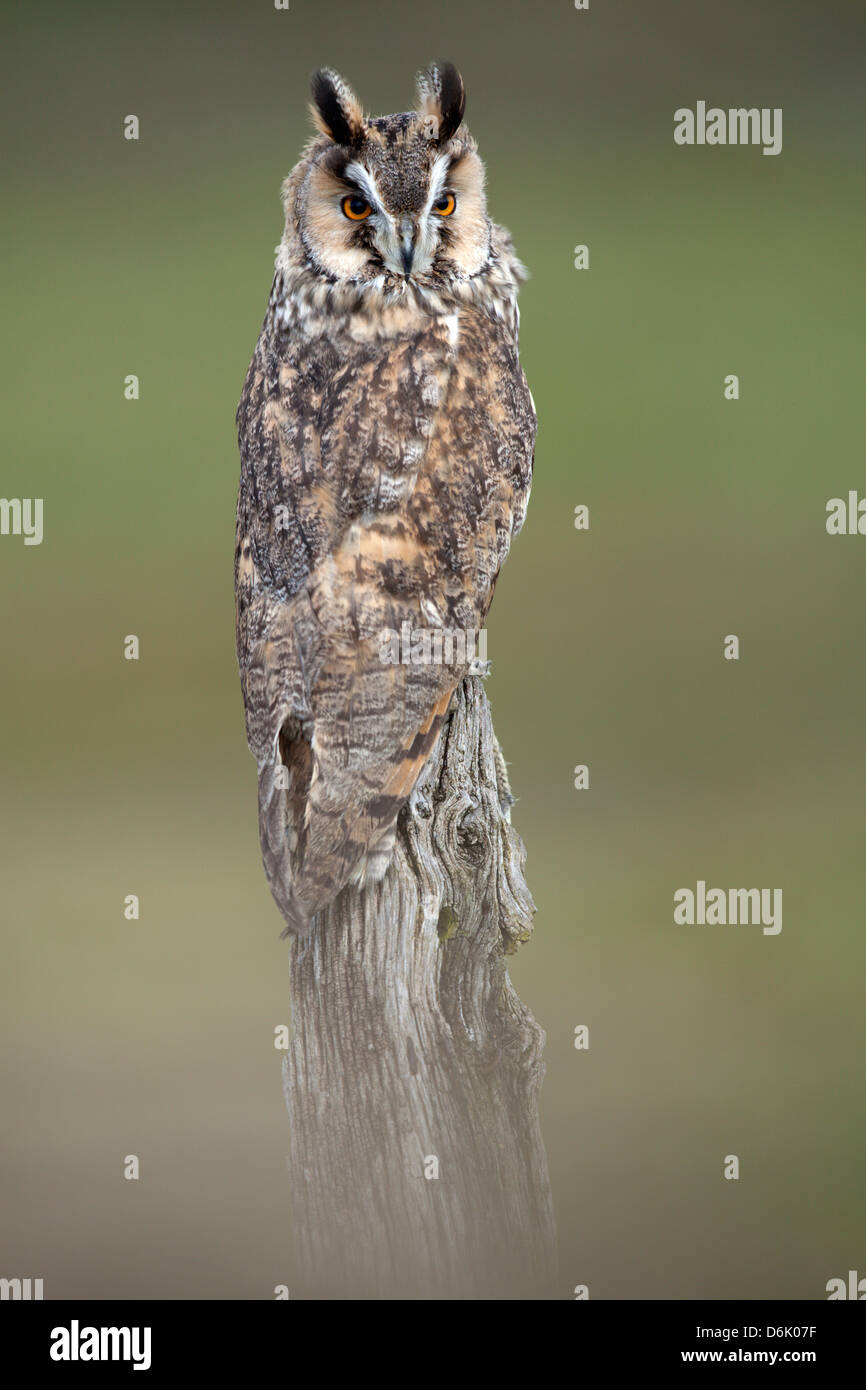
[{"x1": 1, "y1": 0, "x2": 862, "y2": 1298}]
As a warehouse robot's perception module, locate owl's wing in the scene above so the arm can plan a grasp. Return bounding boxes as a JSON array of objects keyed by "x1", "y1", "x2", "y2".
[{"x1": 236, "y1": 304, "x2": 534, "y2": 933}]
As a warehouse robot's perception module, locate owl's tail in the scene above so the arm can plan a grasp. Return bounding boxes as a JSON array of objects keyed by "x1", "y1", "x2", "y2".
[{"x1": 257, "y1": 689, "x2": 455, "y2": 936}]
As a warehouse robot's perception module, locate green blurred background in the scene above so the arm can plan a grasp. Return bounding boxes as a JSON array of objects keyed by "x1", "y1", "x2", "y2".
[{"x1": 2, "y1": 0, "x2": 863, "y2": 1299}]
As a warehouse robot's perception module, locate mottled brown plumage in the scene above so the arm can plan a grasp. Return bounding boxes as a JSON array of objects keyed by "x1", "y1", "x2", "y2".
[{"x1": 235, "y1": 62, "x2": 535, "y2": 934}]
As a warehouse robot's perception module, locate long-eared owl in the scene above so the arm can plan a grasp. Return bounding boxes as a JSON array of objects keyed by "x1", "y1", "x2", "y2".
[{"x1": 235, "y1": 62, "x2": 536, "y2": 935}]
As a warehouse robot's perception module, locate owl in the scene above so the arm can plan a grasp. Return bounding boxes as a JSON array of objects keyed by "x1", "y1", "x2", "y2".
[{"x1": 235, "y1": 62, "x2": 536, "y2": 935}]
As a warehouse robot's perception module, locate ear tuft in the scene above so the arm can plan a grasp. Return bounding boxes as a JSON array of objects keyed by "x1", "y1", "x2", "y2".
[
  {"x1": 416, "y1": 61, "x2": 466, "y2": 143},
  {"x1": 309, "y1": 68, "x2": 364, "y2": 146}
]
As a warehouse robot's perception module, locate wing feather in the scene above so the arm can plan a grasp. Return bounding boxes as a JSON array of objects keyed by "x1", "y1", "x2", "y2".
[{"x1": 236, "y1": 300, "x2": 535, "y2": 932}]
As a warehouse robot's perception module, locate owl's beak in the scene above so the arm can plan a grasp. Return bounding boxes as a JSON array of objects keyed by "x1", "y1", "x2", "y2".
[{"x1": 399, "y1": 216, "x2": 416, "y2": 276}]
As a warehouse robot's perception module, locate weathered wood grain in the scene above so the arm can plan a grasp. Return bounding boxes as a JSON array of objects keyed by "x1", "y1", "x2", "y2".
[{"x1": 283, "y1": 675, "x2": 557, "y2": 1299}]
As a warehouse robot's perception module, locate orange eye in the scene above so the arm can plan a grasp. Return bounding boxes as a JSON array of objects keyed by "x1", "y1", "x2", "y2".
[
  {"x1": 341, "y1": 194, "x2": 371, "y2": 221},
  {"x1": 432, "y1": 193, "x2": 456, "y2": 216}
]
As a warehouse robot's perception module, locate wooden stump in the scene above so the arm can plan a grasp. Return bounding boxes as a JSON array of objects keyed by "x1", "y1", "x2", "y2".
[{"x1": 283, "y1": 675, "x2": 557, "y2": 1299}]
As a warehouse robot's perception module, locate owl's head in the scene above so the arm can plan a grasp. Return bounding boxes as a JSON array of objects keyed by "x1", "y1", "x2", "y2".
[{"x1": 282, "y1": 63, "x2": 492, "y2": 294}]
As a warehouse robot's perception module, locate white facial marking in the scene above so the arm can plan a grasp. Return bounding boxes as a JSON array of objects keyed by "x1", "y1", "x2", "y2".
[
  {"x1": 423, "y1": 154, "x2": 451, "y2": 216},
  {"x1": 343, "y1": 161, "x2": 386, "y2": 215}
]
